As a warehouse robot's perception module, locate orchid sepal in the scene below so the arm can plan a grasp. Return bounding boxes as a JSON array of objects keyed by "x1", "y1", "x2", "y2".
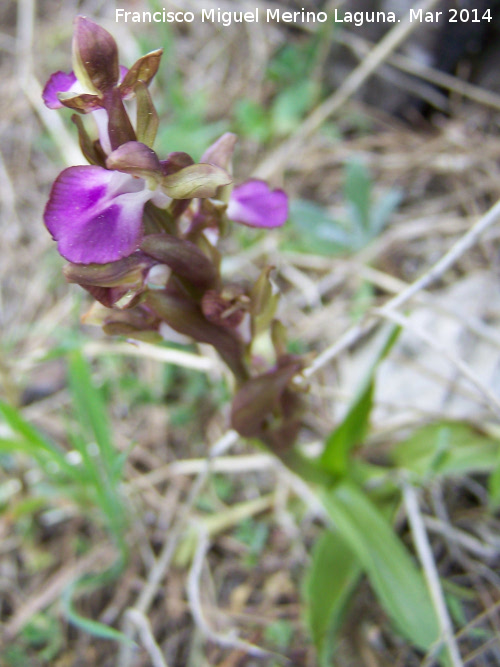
[
  {"x1": 161, "y1": 163, "x2": 232, "y2": 199},
  {"x1": 72, "y1": 16, "x2": 120, "y2": 95},
  {"x1": 200, "y1": 132, "x2": 238, "y2": 171},
  {"x1": 63, "y1": 252, "x2": 154, "y2": 288},
  {"x1": 106, "y1": 88, "x2": 137, "y2": 150},
  {"x1": 119, "y1": 49, "x2": 164, "y2": 98}
]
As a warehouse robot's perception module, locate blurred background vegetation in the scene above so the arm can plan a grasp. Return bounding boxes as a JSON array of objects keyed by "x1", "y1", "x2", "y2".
[{"x1": 1, "y1": 0, "x2": 500, "y2": 665}]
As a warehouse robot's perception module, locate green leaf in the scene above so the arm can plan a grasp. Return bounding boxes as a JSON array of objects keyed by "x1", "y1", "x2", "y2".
[
  {"x1": 285, "y1": 199, "x2": 351, "y2": 255},
  {"x1": 370, "y1": 188, "x2": 403, "y2": 235},
  {"x1": 392, "y1": 421, "x2": 500, "y2": 479},
  {"x1": 319, "y1": 326, "x2": 399, "y2": 476},
  {"x1": 67, "y1": 353, "x2": 116, "y2": 477},
  {"x1": 271, "y1": 80, "x2": 318, "y2": 136},
  {"x1": 0, "y1": 402, "x2": 76, "y2": 479},
  {"x1": 321, "y1": 481, "x2": 440, "y2": 651},
  {"x1": 321, "y1": 380, "x2": 373, "y2": 478},
  {"x1": 233, "y1": 98, "x2": 271, "y2": 143},
  {"x1": 304, "y1": 529, "x2": 362, "y2": 665},
  {"x1": 344, "y1": 159, "x2": 372, "y2": 235},
  {"x1": 489, "y1": 464, "x2": 500, "y2": 507},
  {"x1": 61, "y1": 581, "x2": 134, "y2": 645}
]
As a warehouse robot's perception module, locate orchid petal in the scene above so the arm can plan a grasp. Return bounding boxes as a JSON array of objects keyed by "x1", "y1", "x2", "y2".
[
  {"x1": 227, "y1": 180, "x2": 288, "y2": 229},
  {"x1": 44, "y1": 166, "x2": 152, "y2": 264},
  {"x1": 42, "y1": 71, "x2": 77, "y2": 109}
]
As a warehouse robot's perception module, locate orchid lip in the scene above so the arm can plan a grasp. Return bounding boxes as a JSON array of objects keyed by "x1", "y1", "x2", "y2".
[{"x1": 44, "y1": 166, "x2": 158, "y2": 264}]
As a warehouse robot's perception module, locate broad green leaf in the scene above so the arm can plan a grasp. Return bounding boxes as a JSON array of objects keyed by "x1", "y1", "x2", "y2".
[
  {"x1": 305, "y1": 529, "x2": 362, "y2": 666},
  {"x1": 321, "y1": 481, "x2": 440, "y2": 651},
  {"x1": 392, "y1": 421, "x2": 500, "y2": 478},
  {"x1": 319, "y1": 326, "x2": 399, "y2": 476}
]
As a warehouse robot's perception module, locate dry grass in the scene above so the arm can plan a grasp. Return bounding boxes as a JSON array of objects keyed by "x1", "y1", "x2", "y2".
[{"x1": 1, "y1": 1, "x2": 500, "y2": 665}]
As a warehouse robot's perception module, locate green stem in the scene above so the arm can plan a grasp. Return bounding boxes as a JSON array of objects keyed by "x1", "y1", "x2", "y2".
[{"x1": 276, "y1": 447, "x2": 334, "y2": 487}]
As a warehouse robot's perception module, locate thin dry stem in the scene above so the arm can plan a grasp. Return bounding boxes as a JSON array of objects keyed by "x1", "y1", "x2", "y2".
[
  {"x1": 376, "y1": 308, "x2": 500, "y2": 415},
  {"x1": 117, "y1": 430, "x2": 239, "y2": 667},
  {"x1": 302, "y1": 196, "x2": 500, "y2": 380},
  {"x1": 124, "y1": 609, "x2": 170, "y2": 667},
  {"x1": 186, "y1": 526, "x2": 281, "y2": 661},
  {"x1": 84, "y1": 340, "x2": 216, "y2": 372},
  {"x1": 403, "y1": 482, "x2": 464, "y2": 667}
]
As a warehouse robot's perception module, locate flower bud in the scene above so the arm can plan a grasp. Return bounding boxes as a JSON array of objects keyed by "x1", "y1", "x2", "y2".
[
  {"x1": 201, "y1": 287, "x2": 248, "y2": 329},
  {"x1": 140, "y1": 234, "x2": 217, "y2": 291},
  {"x1": 230, "y1": 360, "x2": 303, "y2": 439},
  {"x1": 200, "y1": 133, "x2": 237, "y2": 171},
  {"x1": 249, "y1": 266, "x2": 279, "y2": 337}
]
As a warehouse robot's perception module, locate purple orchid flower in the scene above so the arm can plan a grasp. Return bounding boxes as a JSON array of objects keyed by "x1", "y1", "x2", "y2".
[
  {"x1": 42, "y1": 17, "x2": 163, "y2": 153},
  {"x1": 227, "y1": 180, "x2": 288, "y2": 228},
  {"x1": 44, "y1": 165, "x2": 164, "y2": 264},
  {"x1": 44, "y1": 141, "x2": 231, "y2": 264},
  {"x1": 200, "y1": 134, "x2": 288, "y2": 229}
]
